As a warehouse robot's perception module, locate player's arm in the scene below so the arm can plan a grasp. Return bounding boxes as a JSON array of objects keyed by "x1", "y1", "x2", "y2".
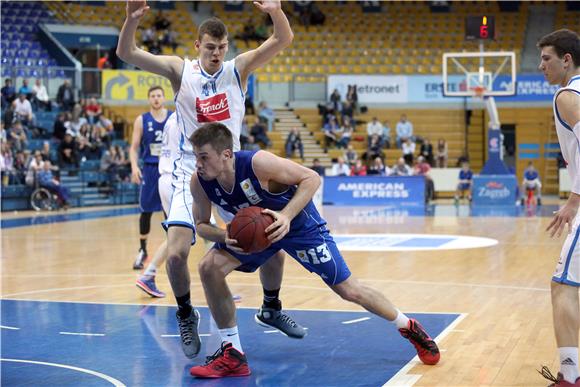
[
  {"x1": 252, "y1": 150, "x2": 321, "y2": 242},
  {"x1": 129, "y1": 115, "x2": 143, "y2": 184},
  {"x1": 117, "y1": 1, "x2": 183, "y2": 92},
  {"x1": 234, "y1": 1, "x2": 293, "y2": 88},
  {"x1": 547, "y1": 91, "x2": 580, "y2": 237}
]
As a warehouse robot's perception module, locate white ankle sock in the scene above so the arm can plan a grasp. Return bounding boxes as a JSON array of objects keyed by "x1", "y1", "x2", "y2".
[
  {"x1": 392, "y1": 310, "x2": 410, "y2": 329},
  {"x1": 143, "y1": 263, "x2": 157, "y2": 277},
  {"x1": 219, "y1": 326, "x2": 243, "y2": 353},
  {"x1": 559, "y1": 347, "x2": 580, "y2": 383}
]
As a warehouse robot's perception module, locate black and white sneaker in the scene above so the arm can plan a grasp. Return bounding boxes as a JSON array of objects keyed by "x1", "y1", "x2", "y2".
[
  {"x1": 255, "y1": 307, "x2": 307, "y2": 339},
  {"x1": 133, "y1": 249, "x2": 147, "y2": 270},
  {"x1": 176, "y1": 309, "x2": 201, "y2": 359}
]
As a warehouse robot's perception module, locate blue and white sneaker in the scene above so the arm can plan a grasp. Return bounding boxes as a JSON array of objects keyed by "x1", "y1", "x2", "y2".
[{"x1": 136, "y1": 275, "x2": 166, "y2": 298}]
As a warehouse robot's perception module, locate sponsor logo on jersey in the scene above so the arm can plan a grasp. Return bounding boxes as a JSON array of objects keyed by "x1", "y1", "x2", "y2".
[
  {"x1": 196, "y1": 93, "x2": 231, "y2": 123},
  {"x1": 240, "y1": 178, "x2": 262, "y2": 205}
]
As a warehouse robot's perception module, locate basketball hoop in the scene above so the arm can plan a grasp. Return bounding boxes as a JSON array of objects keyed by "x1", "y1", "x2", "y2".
[{"x1": 470, "y1": 86, "x2": 487, "y2": 99}]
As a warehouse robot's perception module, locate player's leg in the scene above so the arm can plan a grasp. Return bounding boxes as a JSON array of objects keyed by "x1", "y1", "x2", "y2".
[
  {"x1": 134, "y1": 164, "x2": 162, "y2": 269},
  {"x1": 191, "y1": 248, "x2": 251, "y2": 378},
  {"x1": 133, "y1": 211, "x2": 152, "y2": 269},
  {"x1": 255, "y1": 251, "x2": 307, "y2": 338},
  {"x1": 536, "y1": 180, "x2": 542, "y2": 205}
]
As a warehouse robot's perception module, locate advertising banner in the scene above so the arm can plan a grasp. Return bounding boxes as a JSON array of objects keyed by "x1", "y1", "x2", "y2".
[
  {"x1": 327, "y1": 75, "x2": 407, "y2": 104},
  {"x1": 322, "y1": 176, "x2": 425, "y2": 206},
  {"x1": 102, "y1": 70, "x2": 174, "y2": 101},
  {"x1": 472, "y1": 175, "x2": 517, "y2": 205}
]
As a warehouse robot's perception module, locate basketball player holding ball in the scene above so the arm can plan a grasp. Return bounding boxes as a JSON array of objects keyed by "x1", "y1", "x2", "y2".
[{"x1": 188, "y1": 122, "x2": 440, "y2": 378}]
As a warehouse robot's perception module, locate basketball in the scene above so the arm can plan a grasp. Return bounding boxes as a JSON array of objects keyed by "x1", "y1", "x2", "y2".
[{"x1": 228, "y1": 206, "x2": 275, "y2": 253}]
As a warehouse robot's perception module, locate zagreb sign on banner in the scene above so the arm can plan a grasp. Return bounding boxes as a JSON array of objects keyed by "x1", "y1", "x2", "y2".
[{"x1": 323, "y1": 176, "x2": 425, "y2": 206}]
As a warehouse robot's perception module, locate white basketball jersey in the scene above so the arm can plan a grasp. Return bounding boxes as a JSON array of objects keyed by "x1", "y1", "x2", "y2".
[
  {"x1": 174, "y1": 58, "x2": 245, "y2": 155},
  {"x1": 159, "y1": 112, "x2": 178, "y2": 176},
  {"x1": 553, "y1": 75, "x2": 580, "y2": 194}
]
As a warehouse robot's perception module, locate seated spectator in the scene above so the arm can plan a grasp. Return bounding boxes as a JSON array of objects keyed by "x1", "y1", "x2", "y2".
[
  {"x1": 245, "y1": 94, "x2": 255, "y2": 115},
  {"x1": 336, "y1": 120, "x2": 353, "y2": 149},
  {"x1": 14, "y1": 150, "x2": 29, "y2": 183},
  {"x1": 53, "y1": 113, "x2": 69, "y2": 141},
  {"x1": 243, "y1": 135, "x2": 261, "y2": 151},
  {"x1": 100, "y1": 145, "x2": 120, "y2": 187},
  {"x1": 366, "y1": 117, "x2": 383, "y2": 146},
  {"x1": 84, "y1": 98, "x2": 102, "y2": 125},
  {"x1": 141, "y1": 27, "x2": 155, "y2": 49},
  {"x1": 25, "y1": 150, "x2": 44, "y2": 186},
  {"x1": 154, "y1": 10, "x2": 171, "y2": 31},
  {"x1": 32, "y1": 79, "x2": 51, "y2": 111},
  {"x1": 56, "y1": 80, "x2": 75, "y2": 112},
  {"x1": 66, "y1": 104, "x2": 88, "y2": 137},
  {"x1": 258, "y1": 101, "x2": 275, "y2": 132},
  {"x1": 414, "y1": 156, "x2": 435, "y2": 202},
  {"x1": 350, "y1": 159, "x2": 367, "y2": 176},
  {"x1": 402, "y1": 138, "x2": 416, "y2": 165},
  {"x1": 161, "y1": 29, "x2": 179, "y2": 52},
  {"x1": 420, "y1": 137, "x2": 434, "y2": 166},
  {"x1": 363, "y1": 134, "x2": 384, "y2": 162},
  {"x1": 12, "y1": 94, "x2": 33, "y2": 128},
  {"x1": 1, "y1": 142, "x2": 16, "y2": 185},
  {"x1": 322, "y1": 115, "x2": 339, "y2": 150},
  {"x1": 18, "y1": 79, "x2": 33, "y2": 100},
  {"x1": 38, "y1": 161, "x2": 70, "y2": 208},
  {"x1": 344, "y1": 144, "x2": 358, "y2": 167},
  {"x1": 382, "y1": 120, "x2": 392, "y2": 148},
  {"x1": 8, "y1": 120, "x2": 28, "y2": 152},
  {"x1": 396, "y1": 113, "x2": 414, "y2": 148},
  {"x1": 391, "y1": 157, "x2": 412, "y2": 176},
  {"x1": 250, "y1": 117, "x2": 271, "y2": 148},
  {"x1": 331, "y1": 157, "x2": 351, "y2": 176},
  {"x1": 310, "y1": 158, "x2": 325, "y2": 176},
  {"x1": 58, "y1": 133, "x2": 79, "y2": 169},
  {"x1": 40, "y1": 141, "x2": 58, "y2": 165},
  {"x1": 436, "y1": 138, "x2": 448, "y2": 168},
  {"x1": 454, "y1": 161, "x2": 473, "y2": 203},
  {"x1": 1, "y1": 79, "x2": 16, "y2": 109},
  {"x1": 520, "y1": 161, "x2": 542, "y2": 206},
  {"x1": 368, "y1": 156, "x2": 389, "y2": 176},
  {"x1": 285, "y1": 127, "x2": 304, "y2": 160}
]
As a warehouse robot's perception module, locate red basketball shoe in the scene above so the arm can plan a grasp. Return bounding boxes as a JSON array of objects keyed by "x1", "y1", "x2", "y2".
[
  {"x1": 190, "y1": 342, "x2": 251, "y2": 378},
  {"x1": 398, "y1": 319, "x2": 440, "y2": 365},
  {"x1": 539, "y1": 366, "x2": 580, "y2": 386}
]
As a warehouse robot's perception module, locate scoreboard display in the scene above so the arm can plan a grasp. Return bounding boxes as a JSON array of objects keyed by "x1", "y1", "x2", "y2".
[{"x1": 465, "y1": 15, "x2": 495, "y2": 40}]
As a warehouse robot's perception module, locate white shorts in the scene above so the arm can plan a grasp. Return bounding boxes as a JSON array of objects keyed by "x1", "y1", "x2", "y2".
[
  {"x1": 163, "y1": 154, "x2": 197, "y2": 243},
  {"x1": 158, "y1": 173, "x2": 173, "y2": 215},
  {"x1": 553, "y1": 214, "x2": 580, "y2": 286}
]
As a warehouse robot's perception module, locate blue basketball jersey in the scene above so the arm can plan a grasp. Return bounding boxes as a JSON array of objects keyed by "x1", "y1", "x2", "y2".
[
  {"x1": 198, "y1": 151, "x2": 327, "y2": 235},
  {"x1": 524, "y1": 169, "x2": 539, "y2": 181},
  {"x1": 459, "y1": 170, "x2": 473, "y2": 181},
  {"x1": 141, "y1": 111, "x2": 173, "y2": 164}
]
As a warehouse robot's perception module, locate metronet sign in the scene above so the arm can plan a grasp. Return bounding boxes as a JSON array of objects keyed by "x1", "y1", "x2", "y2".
[{"x1": 328, "y1": 75, "x2": 408, "y2": 103}]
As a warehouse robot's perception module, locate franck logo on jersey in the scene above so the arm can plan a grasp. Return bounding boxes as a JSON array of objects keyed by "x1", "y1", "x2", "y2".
[
  {"x1": 196, "y1": 93, "x2": 231, "y2": 122},
  {"x1": 323, "y1": 176, "x2": 425, "y2": 206}
]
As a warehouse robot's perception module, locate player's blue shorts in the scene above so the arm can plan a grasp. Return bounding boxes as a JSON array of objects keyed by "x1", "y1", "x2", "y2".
[
  {"x1": 139, "y1": 163, "x2": 162, "y2": 212},
  {"x1": 459, "y1": 183, "x2": 471, "y2": 191},
  {"x1": 215, "y1": 225, "x2": 352, "y2": 286}
]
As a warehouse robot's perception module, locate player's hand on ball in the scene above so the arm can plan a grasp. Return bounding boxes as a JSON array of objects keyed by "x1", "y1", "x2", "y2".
[
  {"x1": 126, "y1": 0, "x2": 149, "y2": 20},
  {"x1": 225, "y1": 224, "x2": 248, "y2": 254},
  {"x1": 262, "y1": 209, "x2": 290, "y2": 243},
  {"x1": 547, "y1": 201, "x2": 579, "y2": 238},
  {"x1": 253, "y1": 0, "x2": 281, "y2": 14}
]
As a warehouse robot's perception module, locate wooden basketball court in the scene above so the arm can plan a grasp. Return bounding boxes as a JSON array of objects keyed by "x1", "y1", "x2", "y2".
[{"x1": 0, "y1": 203, "x2": 565, "y2": 386}]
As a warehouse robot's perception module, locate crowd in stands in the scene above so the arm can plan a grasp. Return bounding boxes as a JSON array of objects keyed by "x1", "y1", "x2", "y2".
[{"x1": 139, "y1": 10, "x2": 179, "y2": 54}]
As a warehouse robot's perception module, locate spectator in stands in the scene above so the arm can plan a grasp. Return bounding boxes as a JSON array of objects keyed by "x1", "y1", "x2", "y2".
[
  {"x1": 330, "y1": 89, "x2": 341, "y2": 112},
  {"x1": 366, "y1": 117, "x2": 383, "y2": 146},
  {"x1": 245, "y1": 94, "x2": 255, "y2": 115},
  {"x1": 66, "y1": 104, "x2": 88, "y2": 137},
  {"x1": 12, "y1": 94, "x2": 33, "y2": 128},
  {"x1": 57, "y1": 80, "x2": 75, "y2": 112},
  {"x1": 8, "y1": 120, "x2": 28, "y2": 152},
  {"x1": 258, "y1": 101, "x2": 275, "y2": 132},
  {"x1": 309, "y1": 2, "x2": 326, "y2": 25},
  {"x1": 1, "y1": 79, "x2": 16, "y2": 109},
  {"x1": 38, "y1": 161, "x2": 70, "y2": 208},
  {"x1": 18, "y1": 80, "x2": 33, "y2": 100},
  {"x1": 243, "y1": 135, "x2": 261, "y2": 151},
  {"x1": 40, "y1": 141, "x2": 57, "y2": 165},
  {"x1": 161, "y1": 28, "x2": 179, "y2": 53},
  {"x1": 250, "y1": 117, "x2": 271, "y2": 148},
  {"x1": 396, "y1": 114, "x2": 414, "y2": 148},
  {"x1": 14, "y1": 150, "x2": 28, "y2": 184},
  {"x1": 414, "y1": 156, "x2": 434, "y2": 203},
  {"x1": 350, "y1": 159, "x2": 367, "y2": 176},
  {"x1": 341, "y1": 100, "x2": 354, "y2": 122},
  {"x1": 240, "y1": 118, "x2": 250, "y2": 148},
  {"x1": 344, "y1": 144, "x2": 358, "y2": 167},
  {"x1": 53, "y1": 113, "x2": 68, "y2": 141},
  {"x1": 436, "y1": 138, "x2": 448, "y2": 168},
  {"x1": 368, "y1": 156, "x2": 390, "y2": 176},
  {"x1": 346, "y1": 85, "x2": 358, "y2": 112},
  {"x1": 336, "y1": 119, "x2": 353, "y2": 149},
  {"x1": 32, "y1": 79, "x2": 51, "y2": 112},
  {"x1": 154, "y1": 10, "x2": 171, "y2": 31},
  {"x1": 141, "y1": 26, "x2": 155, "y2": 50},
  {"x1": 1, "y1": 142, "x2": 15, "y2": 186},
  {"x1": 25, "y1": 151, "x2": 44, "y2": 186},
  {"x1": 310, "y1": 158, "x2": 325, "y2": 176},
  {"x1": 331, "y1": 157, "x2": 351, "y2": 176},
  {"x1": 100, "y1": 145, "x2": 120, "y2": 187},
  {"x1": 402, "y1": 138, "x2": 416, "y2": 165},
  {"x1": 97, "y1": 52, "x2": 112, "y2": 70},
  {"x1": 520, "y1": 162, "x2": 542, "y2": 206},
  {"x1": 454, "y1": 161, "x2": 473, "y2": 203},
  {"x1": 323, "y1": 115, "x2": 339, "y2": 150},
  {"x1": 363, "y1": 134, "x2": 383, "y2": 163},
  {"x1": 285, "y1": 127, "x2": 304, "y2": 160},
  {"x1": 58, "y1": 132, "x2": 79, "y2": 169},
  {"x1": 391, "y1": 157, "x2": 412, "y2": 176},
  {"x1": 382, "y1": 120, "x2": 391, "y2": 149},
  {"x1": 420, "y1": 137, "x2": 434, "y2": 166},
  {"x1": 84, "y1": 98, "x2": 103, "y2": 125}
]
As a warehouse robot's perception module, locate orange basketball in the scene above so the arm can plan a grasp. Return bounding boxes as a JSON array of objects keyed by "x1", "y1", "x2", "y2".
[{"x1": 228, "y1": 206, "x2": 275, "y2": 253}]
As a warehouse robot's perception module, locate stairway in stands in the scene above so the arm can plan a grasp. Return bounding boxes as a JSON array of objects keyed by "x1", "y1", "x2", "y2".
[{"x1": 273, "y1": 108, "x2": 331, "y2": 166}]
